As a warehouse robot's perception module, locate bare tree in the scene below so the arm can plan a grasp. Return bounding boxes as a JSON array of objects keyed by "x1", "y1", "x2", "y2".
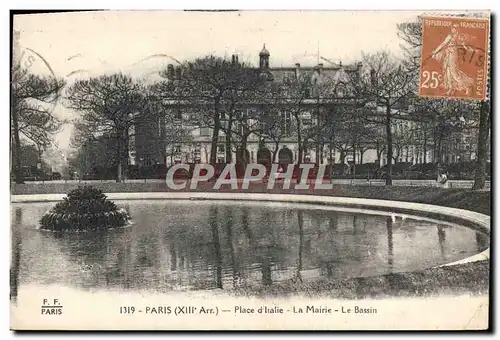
[
  {"x1": 347, "y1": 51, "x2": 416, "y2": 185},
  {"x1": 260, "y1": 109, "x2": 296, "y2": 162},
  {"x1": 270, "y1": 71, "x2": 336, "y2": 164},
  {"x1": 154, "y1": 56, "x2": 263, "y2": 166},
  {"x1": 11, "y1": 67, "x2": 65, "y2": 183},
  {"x1": 66, "y1": 73, "x2": 147, "y2": 182},
  {"x1": 412, "y1": 98, "x2": 479, "y2": 164},
  {"x1": 219, "y1": 62, "x2": 267, "y2": 167},
  {"x1": 473, "y1": 100, "x2": 490, "y2": 189}
]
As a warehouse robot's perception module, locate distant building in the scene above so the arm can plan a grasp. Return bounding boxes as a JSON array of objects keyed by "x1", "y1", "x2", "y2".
[{"x1": 129, "y1": 45, "x2": 479, "y2": 169}]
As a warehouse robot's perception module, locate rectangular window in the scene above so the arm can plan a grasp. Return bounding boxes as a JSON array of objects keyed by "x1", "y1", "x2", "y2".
[
  {"x1": 175, "y1": 110, "x2": 183, "y2": 120},
  {"x1": 281, "y1": 111, "x2": 292, "y2": 136},
  {"x1": 200, "y1": 127, "x2": 211, "y2": 136},
  {"x1": 259, "y1": 120, "x2": 267, "y2": 132},
  {"x1": 304, "y1": 88, "x2": 311, "y2": 98},
  {"x1": 237, "y1": 122, "x2": 245, "y2": 136},
  {"x1": 302, "y1": 112, "x2": 312, "y2": 126},
  {"x1": 217, "y1": 144, "x2": 225, "y2": 153}
]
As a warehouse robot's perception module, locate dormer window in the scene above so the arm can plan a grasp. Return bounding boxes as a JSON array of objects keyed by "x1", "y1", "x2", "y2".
[{"x1": 336, "y1": 83, "x2": 345, "y2": 98}]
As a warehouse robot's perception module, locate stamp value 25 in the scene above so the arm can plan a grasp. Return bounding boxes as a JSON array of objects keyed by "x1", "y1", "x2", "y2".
[{"x1": 419, "y1": 16, "x2": 490, "y2": 101}]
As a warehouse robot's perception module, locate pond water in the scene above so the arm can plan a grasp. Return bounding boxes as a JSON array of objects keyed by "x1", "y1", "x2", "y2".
[{"x1": 10, "y1": 200, "x2": 488, "y2": 295}]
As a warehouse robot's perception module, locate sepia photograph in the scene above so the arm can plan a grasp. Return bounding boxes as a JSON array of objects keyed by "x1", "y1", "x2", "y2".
[{"x1": 9, "y1": 9, "x2": 491, "y2": 331}]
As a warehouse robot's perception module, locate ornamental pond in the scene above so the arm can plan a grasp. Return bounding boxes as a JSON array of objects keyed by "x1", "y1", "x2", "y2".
[{"x1": 11, "y1": 200, "x2": 488, "y2": 296}]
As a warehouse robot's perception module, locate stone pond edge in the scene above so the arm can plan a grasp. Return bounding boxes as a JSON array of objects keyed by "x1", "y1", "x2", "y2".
[{"x1": 11, "y1": 192, "x2": 490, "y2": 268}]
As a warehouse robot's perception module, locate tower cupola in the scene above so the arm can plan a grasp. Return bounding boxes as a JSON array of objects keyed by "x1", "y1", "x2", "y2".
[{"x1": 259, "y1": 44, "x2": 270, "y2": 69}]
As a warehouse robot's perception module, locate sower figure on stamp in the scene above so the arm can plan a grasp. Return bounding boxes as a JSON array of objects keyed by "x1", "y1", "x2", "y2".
[{"x1": 431, "y1": 24, "x2": 475, "y2": 96}]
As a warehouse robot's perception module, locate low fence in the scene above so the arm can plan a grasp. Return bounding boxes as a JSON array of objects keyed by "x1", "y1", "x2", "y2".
[
  {"x1": 334, "y1": 179, "x2": 491, "y2": 189},
  {"x1": 19, "y1": 178, "x2": 491, "y2": 190}
]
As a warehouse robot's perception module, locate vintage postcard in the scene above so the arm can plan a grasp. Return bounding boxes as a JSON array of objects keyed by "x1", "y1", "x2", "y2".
[{"x1": 10, "y1": 10, "x2": 491, "y2": 331}]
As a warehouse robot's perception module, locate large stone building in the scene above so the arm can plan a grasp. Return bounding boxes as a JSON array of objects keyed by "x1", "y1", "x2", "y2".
[{"x1": 129, "y1": 45, "x2": 480, "y2": 170}]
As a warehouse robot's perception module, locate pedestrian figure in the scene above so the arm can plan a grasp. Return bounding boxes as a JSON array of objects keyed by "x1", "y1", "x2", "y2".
[{"x1": 437, "y1": 164, "x2": 449, "y2": 188}]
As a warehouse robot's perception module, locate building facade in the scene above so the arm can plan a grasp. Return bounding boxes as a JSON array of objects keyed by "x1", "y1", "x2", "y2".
[{"x1": 130, "y1": 45, "x2": 480, "y2": 170}]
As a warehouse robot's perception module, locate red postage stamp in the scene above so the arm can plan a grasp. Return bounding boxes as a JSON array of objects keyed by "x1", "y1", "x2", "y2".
[{"x1": 419, "y1": 15, "x2": 490, "y2": 100}]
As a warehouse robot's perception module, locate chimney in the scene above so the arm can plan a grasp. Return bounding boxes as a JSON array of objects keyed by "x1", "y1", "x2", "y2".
[
  {"x1": 295, "y1": 63, "x2": 300, "y2": 78},
  {"x1": 167, "y1": 64, "x2": 174, "y2": 79},
  {"x1": 370, "y1": 69, "x2": 376, "y2": 86}
]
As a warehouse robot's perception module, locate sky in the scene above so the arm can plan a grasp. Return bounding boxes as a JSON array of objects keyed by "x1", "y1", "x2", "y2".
[{"x1": 13, "y1": 10, "x2": 469, "y2": 150}]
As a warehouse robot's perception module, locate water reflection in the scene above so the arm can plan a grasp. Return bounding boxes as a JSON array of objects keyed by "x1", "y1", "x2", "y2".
[
  {"x1": 437, "y1": 225, "x2": 446, "y2": 259},
  {"x1": 223, "y1": 207, "x2": 240, "y2": 288},
  {"x1": 209, "y1": 206, "x2": 223, "y2": 289},
  {"x1": 11, "y1": 201, "x2": 489, "y2": 294},
  {"x1": 386, "y1": 216, "x2": 394, "y2": 268},
  {"x1": 296, "y1": 210, "x2": 304, "y2": 283}
]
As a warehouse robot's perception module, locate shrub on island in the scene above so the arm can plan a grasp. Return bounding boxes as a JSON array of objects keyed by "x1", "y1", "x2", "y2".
[{"x1": 39, "y1": 186, "x2": 130, "y2": 232}]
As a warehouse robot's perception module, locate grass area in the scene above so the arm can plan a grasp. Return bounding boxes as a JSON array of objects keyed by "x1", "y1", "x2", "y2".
[
  {"x1": 11, "y1": 181, "x2": 491, "y2": 215},
  {"x1": 233, "y1": 260, "x2": 490, "y2": 299}
]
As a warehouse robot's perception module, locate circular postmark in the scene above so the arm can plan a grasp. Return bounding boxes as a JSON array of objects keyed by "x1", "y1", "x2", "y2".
[{"x1": 13, "y1": 32, "x2": 62, "y2": 114}]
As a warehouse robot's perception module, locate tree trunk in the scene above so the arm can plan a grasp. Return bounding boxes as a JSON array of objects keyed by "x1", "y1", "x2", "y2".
[
  {"x1": 315, "y1": 112, "x2": 321, "y2": 166},
  {"x1": 272, "y1": 141, "x2": 279, "y2": 163},
  {"x1": 225, "y1": 115, "x2": 233, "y2": 163},
  {"x1": 385, "y1": 104, "x2": 393, "y2": 186},
  {"x1": 392, "y1": 147, "x2": 400, "y2": 164},
  {"x1": 296, "y1": 116, "x2": 303, "y2": 165},
  {"x1": 329, "y1": 140, "x2": 334, "y2": 164},
  {"x1": 359, "y1": 148, "x2": 365, "y2": 165},
  {"x1": 473, "y1": 101, "x2": 490, "y2": 190},
  {"x1": 436, "y1": 137, "x2": 443, "y2": 164},
  {"x1": 376, "y1": 142, "x2": 381, "y2": 168},
  {"x1": 238, "y1": 133, "x2": 250, "y2": 169},
  {"x1": 352, "y1": 142, "x2": 356, "y2": 177},
  {"x1": 210, "y1": 97, "x2": 221, "y2": 165},
  {"x1": 116, "y1": 135, "x2": 123, "y2": 182},
  {"x1": 377, "y1": 149, "x2": 384, "y2": 168},
  {"x1": 423, "y1": 129, "x2": 427, "y2": 164},
  {"x1": 210, "y1": 112, "x2": 221, "y2": 165},
  {"x1": 11, "y1": 104, "x2": 24, "y2": 184},
  {"x1": 329, "y1": 140, "x2": 334, "y2": 179},
  {"x1": 123, "y1": 131, "x2": 129, "y2": 180},
  {"x1": 340, "y1": 150, "x2": 346, "y2": 165}
]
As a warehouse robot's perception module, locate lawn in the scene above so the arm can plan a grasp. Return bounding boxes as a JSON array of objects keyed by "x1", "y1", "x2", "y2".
[{"x1": 11, "y1": 181, "x2": 491, "y2": 215}]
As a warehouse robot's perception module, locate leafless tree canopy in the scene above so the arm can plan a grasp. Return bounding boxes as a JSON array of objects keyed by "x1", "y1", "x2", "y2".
[{"x1": 66, "y1": 73, "x2": 148, "y2": 181}]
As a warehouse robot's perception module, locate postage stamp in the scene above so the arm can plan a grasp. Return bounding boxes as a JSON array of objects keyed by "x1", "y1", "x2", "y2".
[{"x1": 419, "y1": 16, "x2": 490, "y2": 100}]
